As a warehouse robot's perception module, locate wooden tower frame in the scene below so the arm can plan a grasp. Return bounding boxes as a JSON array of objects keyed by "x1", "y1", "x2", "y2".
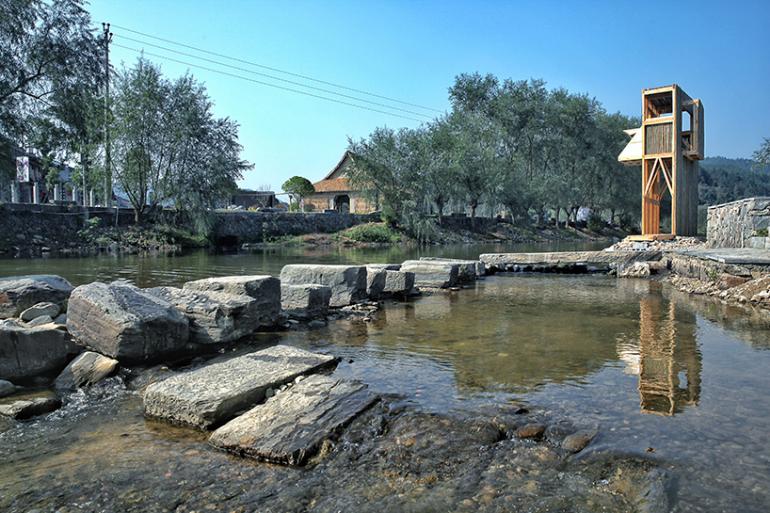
[{"x1": 620, "y1": 85, "x2": 704, "y2": 239}]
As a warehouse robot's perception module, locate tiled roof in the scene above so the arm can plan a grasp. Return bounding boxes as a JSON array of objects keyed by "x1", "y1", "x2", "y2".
[{"x1": 312, "y1": 177, "x2": 355, "y2": 193}]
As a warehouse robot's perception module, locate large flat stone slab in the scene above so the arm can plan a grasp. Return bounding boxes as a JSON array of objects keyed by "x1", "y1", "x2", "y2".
[
  {"x1": 146, "y1": 287, "x2": 263, "y2": 344},
  {"x1": 0, "y1": 275, "x2": 73, "y2": 319},
  {"x1": 0, "y1": 322, "x2": 80, "y2": 383},
  {"x1": 209, "y1": 375, "x2": 377, "y2": 465},
  {"x1": 400, "y1": 260, "x2": 460, "y2": 288},
  {"x1": 66, "y1": 282, "x2": 190, "y2": 364},
  {"x1": 281, "y1": 284, "x2": 331, "y2": 319},
  {"x1": 480, "y1": 251, "x2": 661, "y2": 273},
  {"x1": 143, "y1": 345, "x2": 337, "y2": 429},
  {"x1": 670, "y1": 248, "x2": 770, "y2": 266},
  {"x1": 280, "y1": 265, "x2": 367, "y2": 307},
  {"x1": 183, "y1": 276, "x2": 281, "y2": 328},
  {"x1": 420, "y1": 257, "x2": 485, "y2": 281}
]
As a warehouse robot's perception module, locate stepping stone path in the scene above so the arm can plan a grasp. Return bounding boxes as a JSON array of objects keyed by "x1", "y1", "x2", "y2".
[
  {"x1": 143, "y1": 345, "x2": 337, "y2": 429},
  {"x1": 401, "y1": 260, "x2": 461, "y2": 289},
  {"x1": 210, "y1": 374, "x2": 377, "y2": 465},
  {"x1": 280, "y1": 265, "x2": 367, "y2": 307}
]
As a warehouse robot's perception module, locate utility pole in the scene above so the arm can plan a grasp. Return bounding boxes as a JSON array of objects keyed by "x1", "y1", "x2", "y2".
[{"x1": 102, "y1": 22, "x2": 113, "y2": 208}]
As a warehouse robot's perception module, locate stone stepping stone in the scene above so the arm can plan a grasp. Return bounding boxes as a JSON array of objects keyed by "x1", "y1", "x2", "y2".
[
  {"x1": 143, "y1": 345, "x2": 337, "y2": 430},
  {"x1": 209, "y1": 375, "x2": 377, "y2": 465}
]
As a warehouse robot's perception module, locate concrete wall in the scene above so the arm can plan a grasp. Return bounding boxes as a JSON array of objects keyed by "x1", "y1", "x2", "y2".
[{"x1": 707, "y1": 197, "x2": 770, "y2": 248}]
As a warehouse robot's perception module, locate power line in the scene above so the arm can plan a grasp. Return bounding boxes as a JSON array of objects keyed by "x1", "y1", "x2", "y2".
[
  {"x1": 112, "y1": 43, "x2": 426, "y2": 123},
  {"x1": 113, "y1": 33, "x2": 433, "y2": 119},
  {"x1": 110, "y1": 23, "x2": 443, "y2": 114}
]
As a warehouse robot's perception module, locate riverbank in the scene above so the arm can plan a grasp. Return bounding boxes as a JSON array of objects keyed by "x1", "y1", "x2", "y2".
[
  {"x1": 0, "y1": 203, "x2": 623, "y2": 258},
  {"x1": 243, "y1": 221, "x2": 623, "y2": 251}
]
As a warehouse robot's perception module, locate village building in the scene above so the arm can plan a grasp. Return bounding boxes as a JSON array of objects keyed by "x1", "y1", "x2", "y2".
[{"x1": 304, "y1": 151, "x2": 378, "y2": 214}]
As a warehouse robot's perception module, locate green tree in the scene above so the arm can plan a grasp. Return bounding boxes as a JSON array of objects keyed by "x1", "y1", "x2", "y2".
[
  {"x1": 282, "y1": 176, "x2": 315, "y2": 212},
  {"x1": 754, "y1": 137, "x2": 770, "y2": 168},
  {"x1": 112, "y1": 58, "x2": 249, "y2": 228},
  {"x1": 0, "y1": 0, "x2": 101, "y2": 141}
]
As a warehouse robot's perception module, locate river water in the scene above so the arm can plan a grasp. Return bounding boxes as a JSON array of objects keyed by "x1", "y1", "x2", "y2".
[{"x1": 1, "y1": 243, "x2": 769, "y2": 512}]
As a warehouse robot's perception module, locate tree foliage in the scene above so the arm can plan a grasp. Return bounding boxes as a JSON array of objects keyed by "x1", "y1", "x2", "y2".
[
  {"x1": 350, "y1": 73, "x2": 640, "y2": 230},
  {"x1": 112, "y1": 58, "x2": 250, "y2": 228},
  {"x1": 0, "y1": 0, "x2": 101, "y2": 141},
  {"x1": 282, "y1": 176, "x2": 314, "y2": 211}
]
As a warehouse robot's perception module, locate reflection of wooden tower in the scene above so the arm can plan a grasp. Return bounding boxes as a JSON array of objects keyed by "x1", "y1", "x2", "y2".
[
  {"x1": 637, "y1": 296, "x2": 701, "y2": 416},
  {"x1": 619, "y1": 85, "x2": 704, "y2": 239}
]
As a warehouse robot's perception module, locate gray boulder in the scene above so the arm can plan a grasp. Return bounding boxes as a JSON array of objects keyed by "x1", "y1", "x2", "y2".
[
  {"x1": 281, "y1": 284, "x2": 332, "y2": 319},
  {"x1": 0, "y1": 323, "x2": 80, "y2": 383},
  {"x1": 0, "y1": 379, "x2": 16, "y2": 398},
  {"x1": 183, "y1": 276, "x2": 281, "y2": 328},
  {"x1": 365, "y1": 266, "x2": 388, "y2": 300},
  {"x1": 143, "y1": 345, "x2": 337, "y2": 429},
  {"x1": 26, "y1": 315, "x2": 54, "y2": 327},
  {"x1": 280, "y1": 265, "x2": 367, "y2": 307},
  {"x1": 383, "y1": 270, "x2": 415, "y2": 295},
  {"x1": 66, "y1": 282, "x2": 190, "y2": 364},
  {"x1": 54, "y1": 351, "x2": 118, "y2": 391},
  {"x1": 401, "y1": 260, "x2": 460, "y2": 289},
  {"x1": 20, "y1": 302, "x2": 61, "y2": 322},
  {"x1": 0, "y1": 392, "x2": 61, "y2": 419},
  {"x1": 210, "y1": 375, "x2": 377, "y2": 465},
  {"x1": 0, "y1": 275, "x2": 73, "y2": 319},
  {"x1": 419, "y1": 257, "x2": 485, "y2": 281},
  {"x1": 147, "y1": 286, "x2": 264, "y2": 344}
]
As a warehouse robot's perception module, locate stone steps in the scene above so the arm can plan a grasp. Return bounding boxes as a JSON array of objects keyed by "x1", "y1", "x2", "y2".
[{"x1": 142, "y1": 345, "x2": 337, "y2": 430}]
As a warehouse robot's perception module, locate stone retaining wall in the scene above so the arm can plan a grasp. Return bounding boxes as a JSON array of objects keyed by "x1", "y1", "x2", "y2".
[
  {"x1": 707, "y1": 197, "x2": 770, "y2": 248},
  {"x1": 212, "y1": 211, "x2": 381, "y2": 244},
  {"x1": 0, "y1": 204, "x2": 383, "y2": 255}
]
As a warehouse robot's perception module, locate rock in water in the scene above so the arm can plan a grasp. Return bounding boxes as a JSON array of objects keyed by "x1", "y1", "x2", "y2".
[
  {"x1": 419, "y1": 257, "x2": 485, "y2": 282},
  {"x1": 66, "y1": 282, "x2": 189, "y2": 364},
  {"x1": 210, "y1": 375, "x2": 377, "y2": 465},
  {"x1": 19, "y1": 302, "x2": 61, "y2": 322},
  {"x1": 383, "y1": 270, "x2": 415, "y2": 296},
  {"x1": 400, "y1": 260, "x2": 460, "y2": 289},
  {"x1": 143, "y1": 345, "x2": 337, "y2": 429},
  {"x1": 0, "y1": 323, "x2": 80, "y2": 383},
  {"x1": 515, "y1": 423, "x2": 546, "y2": 440},
  {"x1": 146, "y1": 286, "x2": 265, "y2": 344},
  {"x1": 0, "y1": 275, "x2": 73, "y2": 319},
  {"x1": 0, "y1": 379, "x2": 16, "y2": 398},
  {"x1": 365, "y1": 266, "x2": 388, "y2": 300},
  {"x1": 54, "y1": 351, "x2": 118, "y2": 391},
  {"x1": 183, "y1": 276, "x2": 281, "y2": 328},
  {"x1": 280, "y1": 265, "x2": 367, "y2": 308},
  {"x1": 562, "y1": 430, "x2": 596, "y2": 453},
  {"x1": 26, "y1": 315, "x2": 54, "y2": 327},
  {"x1": 0, "y1": 393, "x2": 61, "y2": 419},
  {"x1": 281, "y1": 284, "x2": 332, "y2": 319}
]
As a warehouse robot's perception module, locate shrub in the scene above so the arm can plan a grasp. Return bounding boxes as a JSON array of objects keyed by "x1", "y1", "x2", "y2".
[
  {"x1": 755, "y1": 228, "x2": 769, "y2": 237},
  {"x1": 344, "y1": 223, "x2": 401, "y2": 243},
  {"x1": 587, "y1": 212, "x2": 606, "y2": 232}
]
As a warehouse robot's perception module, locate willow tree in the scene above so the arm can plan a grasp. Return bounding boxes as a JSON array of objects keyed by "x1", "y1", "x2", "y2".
[{"x1": 112, "y1": 58, "x2": 249, "y2": 228}]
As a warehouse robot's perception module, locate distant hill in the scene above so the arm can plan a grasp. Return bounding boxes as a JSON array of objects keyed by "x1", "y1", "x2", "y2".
[{"x1": 699, "y1": 156, "x2": 770, "y2": 206}]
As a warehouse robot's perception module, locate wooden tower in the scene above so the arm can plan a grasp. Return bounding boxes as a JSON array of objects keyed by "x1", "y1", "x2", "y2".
[{"x1": 619, "y1": 85, "x2": 704, "y2": 239}]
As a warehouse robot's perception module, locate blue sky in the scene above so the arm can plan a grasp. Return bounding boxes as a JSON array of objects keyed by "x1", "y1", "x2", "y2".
[{"x1": 88, "y1": 0, "x2": 770, "y2": 191}]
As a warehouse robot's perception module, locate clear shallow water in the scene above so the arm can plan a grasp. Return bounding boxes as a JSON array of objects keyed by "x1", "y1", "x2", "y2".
[
  {"x1": 0, "y1": 244, "x2": 769, "y2": 512},
  {"x1": 0, "y1": 240, "x2": 607, "y2": 286}
]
